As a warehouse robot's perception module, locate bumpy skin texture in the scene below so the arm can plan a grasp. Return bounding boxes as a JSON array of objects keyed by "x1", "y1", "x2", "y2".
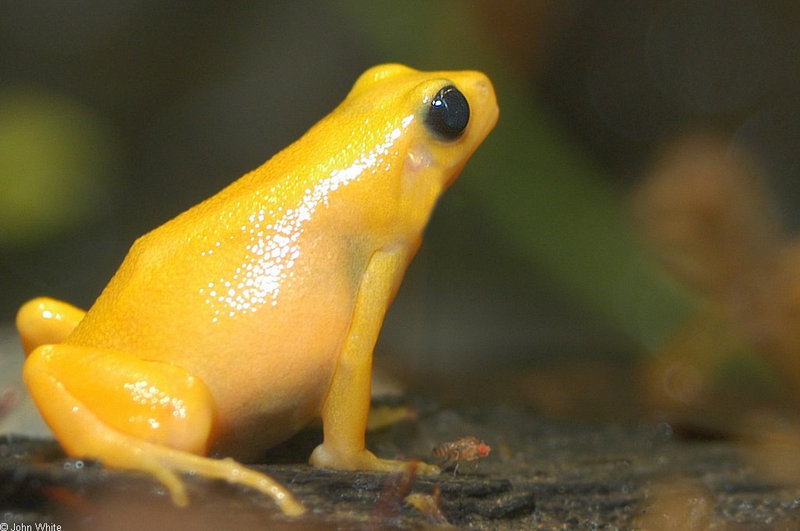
[{"x1": 16, "y1": 64, "x2": 499, "y2": 515}]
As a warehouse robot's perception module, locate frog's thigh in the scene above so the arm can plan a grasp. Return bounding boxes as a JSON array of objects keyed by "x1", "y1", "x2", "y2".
[
  {"x1": 23, "y1": 344, "x2": 304, "y2": 514},
  {"x1": 25, "y1": 343, "x2": 214, "y2": 454},
  {"x1": 16, "y1": 297, "x2": 86, "y2": 355},
  {"x1": 310, "y1": 249, "x2": 439, "y2": 475}
]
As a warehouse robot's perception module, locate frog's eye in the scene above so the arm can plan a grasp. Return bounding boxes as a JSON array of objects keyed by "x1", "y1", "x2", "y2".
[{"x1": 425, "y1": 85, "x2": 470, "y2": 140}]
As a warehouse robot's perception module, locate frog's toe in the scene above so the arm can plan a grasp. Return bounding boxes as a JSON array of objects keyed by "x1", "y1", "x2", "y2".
[
  {"x1": 148, "y1": 463, "x2": 189, "y2": 506},
  {"x1": 310, "y1": 444, "x2": 439, "y2": 476}
]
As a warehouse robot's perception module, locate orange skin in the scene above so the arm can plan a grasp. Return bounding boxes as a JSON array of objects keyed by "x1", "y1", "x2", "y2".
[{"x1": 16, "y1": 64, "x2": 498, "y2": 515}]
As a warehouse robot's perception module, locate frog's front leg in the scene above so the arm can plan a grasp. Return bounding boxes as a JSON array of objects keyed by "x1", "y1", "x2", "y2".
[
  {"x1": 309, "y1": 247, "x2": 440, "y2": 475},
  {"x1": 23, "y1": 343, "x2": 304, "y2": 515},
  {"x1": 16, "y1": 297, "x2": 86, "y2": 354}
]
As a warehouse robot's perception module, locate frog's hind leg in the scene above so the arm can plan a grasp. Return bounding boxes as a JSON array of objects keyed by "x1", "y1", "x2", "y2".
[
  {"x1": 16, "y1": 297, "x2": 86, "y2": 354},
  {"x1": 23, "y1": 343, "x2": 305, "y2": 515}
]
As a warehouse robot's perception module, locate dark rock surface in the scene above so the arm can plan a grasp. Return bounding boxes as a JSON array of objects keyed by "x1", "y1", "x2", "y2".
[{"x1": 3, "y1": 404, "x2": 800, "y2": 529}]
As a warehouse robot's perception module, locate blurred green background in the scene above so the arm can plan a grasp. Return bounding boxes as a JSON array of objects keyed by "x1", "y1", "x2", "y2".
[{"x1": 2, "y1": 0, "x2": 799, "y2": 413}]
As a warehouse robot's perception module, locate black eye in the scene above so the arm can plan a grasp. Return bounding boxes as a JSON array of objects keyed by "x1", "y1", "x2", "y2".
[{"x1": 425, "y1": 85, "x2": 470, "y2": 140}]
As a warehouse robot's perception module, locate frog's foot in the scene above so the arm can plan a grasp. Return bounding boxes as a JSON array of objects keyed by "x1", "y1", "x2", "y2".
[
  {"x1": 42, "y1": 384, "x2": 307, "y2": 514},
  {"x1": 16, "y1": 297, "x2": 86, "y2": 355},
  {"x1": 73, "y1": 435, "x2": 306, "y2": 515},
  {"x1": 309, "y1": 444, "x2": 440, "y2": 475},
  {"x1": 154, "y1": 450, "x2": 306, "y2": 515},
  {"x1": 23, "y1": 344, "x2": 305, "y2": 516},
  {"x1": 366, "y1": 404, "x2": 416, "y2": 431}
]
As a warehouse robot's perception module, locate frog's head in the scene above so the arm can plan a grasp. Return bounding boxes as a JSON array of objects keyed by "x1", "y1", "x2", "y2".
[
  {"x1": 340, "y1": 63, "x2": 499, "y2": 233},
  {"x1": 347, "y1": 63, "x2": 498, "y2": 183}
]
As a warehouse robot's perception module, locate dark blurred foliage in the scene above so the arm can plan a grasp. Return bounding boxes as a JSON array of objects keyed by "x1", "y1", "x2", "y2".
[
  {"x1": 525, "y1": 0, "x2": 800, "y2": 200},
  {"x1": 1, "y1": 1, "x2": 373, "y2": 307}
]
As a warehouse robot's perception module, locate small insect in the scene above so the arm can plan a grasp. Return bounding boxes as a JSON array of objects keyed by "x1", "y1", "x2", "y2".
[{"x1": 432, "y1": 436, "x2": 491, "y2": 476}]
